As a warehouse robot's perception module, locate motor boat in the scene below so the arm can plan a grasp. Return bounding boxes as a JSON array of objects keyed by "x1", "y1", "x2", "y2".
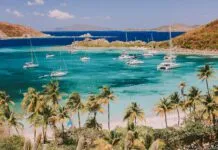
[
  {"x1": 23, "y1": 62, "x2": 39, "y2": 69},
  {"x1": 50, "y1": 71, "x2": 68, "y2": 77},
  {"x1": 119, "y1": 53, "x2": 135, "y2": 60},
  {"x1": 157, "y1": 62, "x2": 180, "y2": 70},
  {"x1": 46, "y1": 54, "x2": 55, "y2": 59},
  {"x1": 127, "y1": 59, "x2": 144, "y2": 65},
  {"x1": 149, "y1": 50, "x2": 158, "y2": 55},
  {"x1": 143, "y1": 52, "x2": 153, "y2": 57},
  {"x1": 80, "y1": 57, "x2": 90, "y2": 62}
]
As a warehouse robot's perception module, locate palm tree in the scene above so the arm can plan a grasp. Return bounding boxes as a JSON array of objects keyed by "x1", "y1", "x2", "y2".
[
  {"x1": 56, "y1": 106, "x2": 69, "y2": 139},
  {"x1": 43, "y1": 80, "x2": 61, "y2": 109},
  {"x1": 155, "y1": 98, "x2": 172, "y2": 128},
  {"x1": 197, "y1": 64, "x2": 214, "y2": 96},
  {"x1": 187, "y1": 86, "x2": 202, "y2": 113},
  {"x1": 86, "y1": 95, "x2": 104, "y2": 120},
  {"x1": 104, "y1": 130, "x2": 121, "y2": 147},
  {"x1": 66, "y1": 92, "x2": 84, "y2": 128},
  {"x1": 169, "y1": 92, "x2": 181, "y2": 126},
  {"x1": 6, "y1": 112, "x2": 24, "y2": 135},
  {"x1": 85, "y1": 95, "x2": 104, "y2": 129},
  {"x1": 98, "y1": 86, "x2": 115, "y2": 131},
  {"x1": 35, "y1": 94, "x2": 55, "y2": 143},
  {"x1": 201, "y1": 95, "x2": 217, "y2": 127},
  {"x1": 84, "y1": 116, "x2": 102, "y2": 130},
  {"x1": 123, "y1": 102, "x2": 145, "y2": 126},
  {"x1": 0, "y1": 91, "x2": 14, "y2": 107},
  {"x1": 22, "y1": 87, "x2": 39, "y2": 141}
]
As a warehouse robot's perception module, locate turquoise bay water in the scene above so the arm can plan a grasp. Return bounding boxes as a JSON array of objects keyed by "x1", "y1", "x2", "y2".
[{"x1": 1, "y1": 46, "x2": 218, "y2": 124}]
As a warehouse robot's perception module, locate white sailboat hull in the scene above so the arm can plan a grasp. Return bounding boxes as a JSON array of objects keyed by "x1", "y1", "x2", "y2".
[
  {"x1": 50, "y1": 71, "x2": 68, "y2": 77},
  {"x1": 23, "y1": 62, "x2": 39, "y2": 69}
]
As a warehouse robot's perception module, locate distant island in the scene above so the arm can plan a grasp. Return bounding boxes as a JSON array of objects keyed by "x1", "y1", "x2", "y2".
[
  {"x1": 150, "y1": 24, "x2": 198, "y2": 32},
  {"x1": 0, "y1": 22, "x2": 48, "y2": 39},
  {"x1": 67, "y1": 19, "x2": 218, "y2": 54},
  {"x1": 54, "y1": 23, "x2": 199, "y2": 32}
]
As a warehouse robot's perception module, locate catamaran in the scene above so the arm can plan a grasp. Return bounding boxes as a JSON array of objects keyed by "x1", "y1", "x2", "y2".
[
  {"x1": 23, "y1": 39, "x2": 39, "y2": 69},
  {"x1": 143, "y1": 34, "x2": 155, "y2": 57},
  {"x1": 119, "y1": 51, "x2": 135, "y2": 60},
  {"x1": 157, "y1": 26, "x2": 180, "y2": 70},
  {"x1": 164, "y1": 26, "x2": 177, "y2": 61},
  {"x1": 50, "y1": 49, "x2": 68, "y2": 77}
]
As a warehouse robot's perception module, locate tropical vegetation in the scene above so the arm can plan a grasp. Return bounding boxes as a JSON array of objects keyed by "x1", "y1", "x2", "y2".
[{"x1": 0, "y1": 64, "x2": 217, "y2": 150}]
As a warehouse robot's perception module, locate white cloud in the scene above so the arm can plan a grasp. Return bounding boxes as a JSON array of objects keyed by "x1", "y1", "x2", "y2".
[
  {"x1": 27, "y1": 0, "x2": 44, "y2": 6},
  {"x1": 6, "y1": 9, "x2": 24, "y2": 17},
  {"x1": 48, "y1": 9, "x2": 74, "y2": 20},
  {"x1": 33, "y1": 12, "x2": 45, "y2": 16}
]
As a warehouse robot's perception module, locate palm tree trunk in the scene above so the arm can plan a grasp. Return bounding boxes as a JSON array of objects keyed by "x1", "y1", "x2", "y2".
[
  {"x1": 108, "y1": 103, "x2": 110, "y2": 131},
  {"x1": 15, "y1": 127, "x2": 20, "y2": 135},
  {"x1": 164, "y1": 110, "x2": 168, "y2": 128},
  {"x1": 42, "y1": 126, "x2": 45, "y2": 144},
  {"x1": 212, "y1": 113, "x2": 216, "y2": 128},
  {"x1": 176, "y1": 106, "x2": 180, "y2": 126},
  {"x1": 34, "y1": 127, "x2": 36, "y2": 142},
  {"x1": 42, "y1": 125, "x2": 47, "y2": 144},
  {"x1": 135, "y1": 117, "x2": 137, "y2": 126},
  {"x1": 62, "y1": 123, "x2": 64, "y2": 140},
  {"x1": 78, "y1": 111, "x2": 81, "y2": 128},
  {"x1": 206, "y1": 79, "x2": 210, "y2": 97}
]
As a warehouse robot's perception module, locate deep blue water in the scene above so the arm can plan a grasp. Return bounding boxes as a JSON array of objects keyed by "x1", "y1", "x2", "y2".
[{"x1": 0, "y1": 31, "x2": 184, "y2": 47}]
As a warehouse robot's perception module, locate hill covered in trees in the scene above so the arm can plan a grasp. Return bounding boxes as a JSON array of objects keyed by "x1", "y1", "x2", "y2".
[{"x1": 172, "y1": 19, "x2": 218, "y2": 50}]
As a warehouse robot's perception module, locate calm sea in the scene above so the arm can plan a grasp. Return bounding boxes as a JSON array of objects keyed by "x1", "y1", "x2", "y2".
[{"x1": 0, "y1": 31, "x2": 183, "y2": 47}]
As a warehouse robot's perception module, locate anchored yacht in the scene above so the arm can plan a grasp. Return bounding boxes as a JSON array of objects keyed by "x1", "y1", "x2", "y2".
[
  {"x1": 23, "y1": 62, "x2": 39, "y2": 69},
  {"x1": 50, "y1": 71, "x2": 68, "y2": 77},
  {"x1": 157, "y1": 62, "x2": 180, "y2": 70},
  {"x1": 127, "y1": 59, "x2": 144, "y2": 65},
  {"x1": 80, "y1": 57, "x2": 90, "y2": 62},
  {"x1": 46, "y1": 54, "x2": 54, "y2": 59},
  {"x1": 23, "y1": 39, "x2": 39, "y2": 69}
]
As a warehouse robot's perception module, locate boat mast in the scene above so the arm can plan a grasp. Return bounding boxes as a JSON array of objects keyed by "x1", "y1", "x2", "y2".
[
  {"x1": 151, "y1": 33, "x2": 154, "y2": 50},
  {"x1": 29, "y1": 39, "x2": 34, "y2": 63},
  {"x1": 169, "y1": 25, "x2": 173, "y2": 50},
  {"x1": 169, "y1": 25, "x2": 173, "y2": 55}
]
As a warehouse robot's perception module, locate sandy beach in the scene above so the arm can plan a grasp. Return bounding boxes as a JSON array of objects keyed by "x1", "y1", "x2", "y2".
[{"x1": 8, "y1": 111, "x2": 185, "y2": 142}]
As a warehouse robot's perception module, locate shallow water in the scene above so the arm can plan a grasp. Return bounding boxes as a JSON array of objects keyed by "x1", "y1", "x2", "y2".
[{"x1": 0, "y1": 46, "x2": 218, "y2": 123}]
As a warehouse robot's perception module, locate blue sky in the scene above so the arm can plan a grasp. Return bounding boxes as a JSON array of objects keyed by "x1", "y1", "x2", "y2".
[{"x1": 0, "y1": 0, "x2": 217, "y2": 30}]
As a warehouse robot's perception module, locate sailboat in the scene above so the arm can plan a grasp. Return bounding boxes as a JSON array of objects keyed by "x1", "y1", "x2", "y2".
[
  {"x1": 46, "y1": 54, "x2": 55, "y2": 59},
  {"x1": 118, "y1": 32, "x2": 135, "y2": 60},
  {"x1": 164, "y1": 26, "x2": 177, "y2": 61},
  {"x1": 23, "y1": 39, "x2": 39, "y2": 69},
  {"x1": 157, "y1": 26, "x2": 180, "y2": 70},
  {"x1": 70, "y1": 36, "x2": 77, "y2": 53},
  {"x1": 50, "y1": 50, "x2": 68, "y2": 77}
]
